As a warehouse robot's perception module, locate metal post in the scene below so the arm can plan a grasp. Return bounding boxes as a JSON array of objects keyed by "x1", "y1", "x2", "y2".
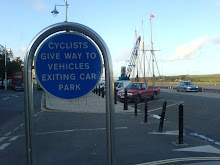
[
  {"x1": 123, "y1": 88, "x2": 128, "y2": 110},
  {"x1": 178, "y1": 104, "x2": 184, "y2": 144},
  {"x1": 134, "y1": 95, "x2": 137, "y2": 116},
  {"x1": 114, "y1": 88, "x2": 117, "y2": 104},
  {"x1": 24, "y1": 22, "x2": 116, "y2": 165},
  {"x1": 4, "y1": 44, "x2": 7, "y2": 90},
  {"x1": 96, "y1": 86, "x2": 97, "y2": 94},
  {"x1": 144, "y1": 97, "x2": 148, "y2": 123},
  {"x1": 158, "y1": 100, "x2": 167, "y2": 132},
  {"x1": 65, "y1": 0, "x2": 68, "y2": 22},
  {"x1": 102, "y1": 87, "x2": 104, "y2": 98},
  {"x1": 99, "y1": 86, "x2": 101, "y2": 96}
]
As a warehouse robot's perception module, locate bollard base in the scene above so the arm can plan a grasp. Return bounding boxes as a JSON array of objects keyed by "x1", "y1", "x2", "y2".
[{"x1": 171, "y1": 142, "x2": 188, "y2": 146}]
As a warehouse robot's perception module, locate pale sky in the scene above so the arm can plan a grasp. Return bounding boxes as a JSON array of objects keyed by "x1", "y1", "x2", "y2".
[{"x1": 1, "y1": 0, "x2": 220, "y2": 78}]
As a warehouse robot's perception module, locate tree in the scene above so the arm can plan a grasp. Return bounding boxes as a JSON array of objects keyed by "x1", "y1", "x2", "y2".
[{"x1": 0, "y1": 44, "x2": 23, "y2": 88}]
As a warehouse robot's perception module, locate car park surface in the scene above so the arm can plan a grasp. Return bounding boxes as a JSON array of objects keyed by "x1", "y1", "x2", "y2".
[{"x1": 0, "y1": 88, "x2": 220, "y2": 165}]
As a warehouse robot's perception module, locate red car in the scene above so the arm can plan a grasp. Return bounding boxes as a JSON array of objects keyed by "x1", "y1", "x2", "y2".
[{"x1": 117, "y1": 82, "x2": 160, "y2": 102}]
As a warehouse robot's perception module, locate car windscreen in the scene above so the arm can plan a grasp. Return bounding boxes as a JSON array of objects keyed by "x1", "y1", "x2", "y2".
[
  {"x1": 127, "y1": 83, "x2": 141, "y2": 89},
  {"x1": 184, "y1": 82, "x2": 193, "y2": 85}
]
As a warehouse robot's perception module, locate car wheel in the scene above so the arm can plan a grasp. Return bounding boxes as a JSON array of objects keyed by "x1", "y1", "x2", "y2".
[
  {"x1": 152, "y1": 92, "x2": 157, "y2": 100},
  {"x1": 136, "y1": 95, "x2": 141, "y2": 103}
]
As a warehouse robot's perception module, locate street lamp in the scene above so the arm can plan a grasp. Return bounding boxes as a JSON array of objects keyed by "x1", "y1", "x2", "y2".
[
  {"x1": 51, "y1": 0, "x2": 69, "y2": 22},
  {"x1": 4, "y1": 45, "x2": 12, "y2": 90}
]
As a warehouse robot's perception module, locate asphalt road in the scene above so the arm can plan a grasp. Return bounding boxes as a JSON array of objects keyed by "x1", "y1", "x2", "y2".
[
  {"x1": 0, "y1": 90, "x2": 24, "y2": 126},
  {"x1": 0, "y1": 89, "x2": 219, "y2": 165},
  {"x1": 130, "y1": 89, "x2": 220, "y2": 142}
]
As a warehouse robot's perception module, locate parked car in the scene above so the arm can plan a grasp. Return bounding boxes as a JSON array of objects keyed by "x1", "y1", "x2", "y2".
[
  {"x1": 177, "y1": 81, "x2": 198, "y2": 92},
  {"x1": 114, "y1": 80, "x2": 131, "y2": 91},
  {"x1": 117, "y1": 82, "x2": 160, "y2": 102},
  {"x1": 14, "y1": 84, "x2": 24, "y2": 92}
]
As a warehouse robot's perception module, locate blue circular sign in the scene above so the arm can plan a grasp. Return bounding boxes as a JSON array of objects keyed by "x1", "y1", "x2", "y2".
[{"x1": 35, "y1": 32, "x2": 102, "y2": 99}]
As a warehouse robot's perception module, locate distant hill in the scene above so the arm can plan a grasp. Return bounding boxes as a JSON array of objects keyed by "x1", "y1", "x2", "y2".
[{"x1": 131, "y1": 74, "x2": 220, "y2": 83}]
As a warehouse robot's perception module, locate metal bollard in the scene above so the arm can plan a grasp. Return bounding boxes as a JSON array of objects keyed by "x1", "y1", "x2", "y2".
[
  {"x1": 144, "y1": 97, "x2": 148, "y2": 123},
  {"x1": 123, "y1": 88, "x2": 128, "y2": 110},
  {"x1": 134, "y1": 95, "x2": 137, "y2": 116},
  {"x1": 158, "y1": 100, "x2": 167, "y2": 132},
  {"x1": 98, "y1": 86, "x2": 100, "y2": 96},
  {"x1": 178, "y1": 104, "x2": 184, "y2": 144},
  {"x1": 95, "y1": 86, "x2": 97, "y2": 94},
  {"x1": 114, "y1": 88, "x2": 117, "y2": 104},
  {"x1": 102, "y1": 87, "x2": 104, "y2": 98}
]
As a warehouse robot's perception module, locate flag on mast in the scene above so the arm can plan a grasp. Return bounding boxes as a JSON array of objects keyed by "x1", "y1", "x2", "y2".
[{"x1": 150, "y1": 13, "x2": 155, "y2": 18}]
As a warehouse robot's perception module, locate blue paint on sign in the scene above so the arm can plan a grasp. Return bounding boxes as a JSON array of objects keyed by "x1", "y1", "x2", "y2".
[{"x1": 35, "y1": 32, "x2": 102, "y2": 99}]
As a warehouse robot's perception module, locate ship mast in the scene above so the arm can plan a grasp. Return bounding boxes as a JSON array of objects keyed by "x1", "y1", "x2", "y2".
[
  {"x1": 142, "y1": 19, "x2": 146, "y2": 81},
  {"x1": 150, "y1": 16, "x2": 155, "y2": 86}
]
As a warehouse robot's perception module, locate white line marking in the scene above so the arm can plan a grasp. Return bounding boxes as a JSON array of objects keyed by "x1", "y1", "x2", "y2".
[
  {"x1": 9, "y1": 136, "x2": 19, "y2": 141},
  {"x1": 137, "y1": 100, "x2": 163, "y2": 105},
  {"x1": 19, "y1": 123, "x2": 24, "y2": 127},
  {"x1": 136, "y1": 157, "x2": 220, "y2": 165},
  {"x1": 34, "y1": 111, "x2": 43, "y2": 117},
  {"x1": 0, "y1": 137, "x2": 7, "y2": 142},
  {"x1": 0, "y1": 143, "x2": 10, "y2": 150},
  {"x1": 12, "y1": 127, "x2": 20, "y2": 132},
  {"x1": 173, "y1": 145, "x2": 220, "y2": 154},
  {"x1": 1, "y1": 94, "x2": 11, "y2": 96},
  {"x1": 151, "y1": 114, "x2": 161, "y2": 119},
  {"x1": 3, "y1": 97, "x2": 10, "y2": 100},
  {"x1": 4, "y1": 132, "x2": 12, "y2": 136},
  {"x1": 148, "y1": 102, "x2": 183, "y2": 112},
  {"x1": 36, "y1": 127, "x2": 128, "y2": 135}
]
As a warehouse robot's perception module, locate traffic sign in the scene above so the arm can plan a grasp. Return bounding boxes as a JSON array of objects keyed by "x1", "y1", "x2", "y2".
[{"x1": 35, "y1": 32, "x2": 102, "y2": 99}]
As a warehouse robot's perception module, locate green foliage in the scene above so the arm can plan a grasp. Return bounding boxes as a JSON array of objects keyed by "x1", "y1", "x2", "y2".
[
  {"x1": 0, "y1": 44, "x2": 23, "y2": 87},
  {"x1": 131, "y1": 74, "x2": 220, "y2": 83}
]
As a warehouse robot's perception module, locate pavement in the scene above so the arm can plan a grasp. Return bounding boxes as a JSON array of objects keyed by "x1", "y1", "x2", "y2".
[
  {"x1": 41, "y1": 90, "x2": 220, "y2": 165},
  {"x1": 43, "y1": 92, "x2": 135, "y2": 113}
]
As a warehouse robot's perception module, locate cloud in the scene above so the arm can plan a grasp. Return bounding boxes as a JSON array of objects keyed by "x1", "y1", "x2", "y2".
[
  {"x1": 169, "y1": 35, "x2": 220, "y2": 61},
  {"x1": 112, "y1": 48, "x2": 131, "y2": 64},
  {"x1": 24, "y1": 0, "x2": 46, "y2": 12},
  {"x1": 14, "y1": 46, "x2": 27, "y2": 60}
]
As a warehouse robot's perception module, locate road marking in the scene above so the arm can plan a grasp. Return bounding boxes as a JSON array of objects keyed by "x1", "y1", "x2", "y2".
[
  {"x1": 173, "y1": 145, "x2": 220, "y2": 154},
  {"x1": 1, "y1": 94, "x2": 11, "y2": 96},
  {"x1": 9, "y1": 136, "x2": 20, "y2": 142},
  {"x1": 188, "y1": 131, "x2": 220, "y2": 146},
  {"x1": 34, "y1": 111, "x2": 43, "y2": 117},
  {"x1": 0, "y1": 143, "x2": 10, "y2": 150},
  {"x1": 149, "y1": 130, "x2": 184, "y2": 136},
  {"x1": 3, "y1": 97, "x2": 10, "y2": 100},
  {"x1": 19, "y1": 123, "x2": 24, "y2": 127},
  {"x1": 12, "y1": 126, "x2": 20, "y2": 132},
  {"x1": 148, "y1": 102, "x2": 183, "y2": 113},
  {"x1": 138, "y1": 100, "x2": 163, "y2": 105},
  {"x1": 136, "y1": 157, "x2": 220, "y2": 165},
  {"x1": 36, "y1": 127, "x2": 128, "y2": 135},
  {"x1": 4, "y1": 132, "x2": 12, "y2": 136},
  {"x1": 0, "y1": 137, "x2": 7, "y2": 142}
]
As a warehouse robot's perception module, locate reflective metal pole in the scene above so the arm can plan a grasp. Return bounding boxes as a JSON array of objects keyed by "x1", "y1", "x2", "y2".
[
  {"x1": 5, "y1": 44, "x2": 7, "y2": 90},
  {"x1": 24, "y1": 22, "x2": 115, "y2": 165}
]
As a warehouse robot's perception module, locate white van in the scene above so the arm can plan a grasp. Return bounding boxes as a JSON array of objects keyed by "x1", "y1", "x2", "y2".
[{"x1": 114, "y1": 80, "x2": 131, "y2": 91}]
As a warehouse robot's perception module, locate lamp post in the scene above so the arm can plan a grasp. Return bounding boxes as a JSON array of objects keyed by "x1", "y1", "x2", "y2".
[
  {"x1": 4, "y1": 45, "x2": 12, "y2": 90},
  {"x1": 51, "y1": 0, "x2": 69, "y2": 22}
]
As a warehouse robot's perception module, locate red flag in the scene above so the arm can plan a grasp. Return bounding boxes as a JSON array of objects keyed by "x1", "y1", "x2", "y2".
[{"x1": 150, "y1": 13, "x2": 155, "y2": 18}]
